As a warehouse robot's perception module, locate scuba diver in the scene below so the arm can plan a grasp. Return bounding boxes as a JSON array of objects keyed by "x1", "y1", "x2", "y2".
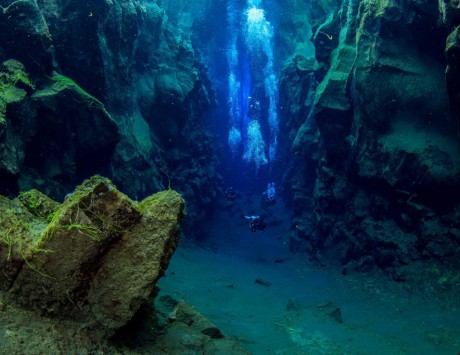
[
  {"x1": 244, "y1": 215, "x2": 266, "y2": 232},
  {"x1": 225, "y1": 187, "x2": 238, "y2": 201}
]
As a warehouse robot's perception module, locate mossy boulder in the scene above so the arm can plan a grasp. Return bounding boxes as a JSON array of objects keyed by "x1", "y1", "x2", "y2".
[
  {"x1": 16, "y1": 188, "x2": 60, "y2": 219},
  {"x1": 0, "y1": 193, "x2": 49, "y2": 291},
  {"x1": 87, "y1": 189, "x2": 185, "y2": 332},
  {"x1": 0, "y1": 175, "x2": 185, "y2": 339}
]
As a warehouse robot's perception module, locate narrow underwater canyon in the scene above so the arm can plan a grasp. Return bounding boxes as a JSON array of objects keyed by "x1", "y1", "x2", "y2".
[
  {"x1": 1, "y1": 0, "x2": 459, "y2": 280},
  {"x1": 0, "y1": 0, "x2": 459, "y2": 353}
]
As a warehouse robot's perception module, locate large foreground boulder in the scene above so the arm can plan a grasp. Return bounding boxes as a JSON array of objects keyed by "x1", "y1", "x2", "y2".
[{"x1": 0, "y1": 175, "x2": 185, "y2": 340}]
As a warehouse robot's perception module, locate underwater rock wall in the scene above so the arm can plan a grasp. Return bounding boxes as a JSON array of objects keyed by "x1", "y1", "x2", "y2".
[
  {"x1": 0, "y1": 57, "x2": 120, "y2": 197},
  {"x1": 0, "y1": 0, "x2": 221, "y2": 239},
  {"x1": 282, "y1": 0, "x2": 460, "y2": 279}
]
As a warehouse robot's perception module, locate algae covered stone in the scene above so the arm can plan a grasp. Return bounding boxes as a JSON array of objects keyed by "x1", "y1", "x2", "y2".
[
  {"x1": 0, "y1": 59, "x2": 35, "y2": 174},
  {"x1": 88, "y1": 189, "x2": 185, "y2": 333},
  {"x1": 0, "y1": 193, "x2": 50, "y2": 291},
  {"x1": 0, "y1": 175, "x2": 185, "y2": 339}
]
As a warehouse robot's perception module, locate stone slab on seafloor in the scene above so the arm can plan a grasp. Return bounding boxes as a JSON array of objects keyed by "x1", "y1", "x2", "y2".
[{"x1": 0, "y1": 175, "x2": 185, "y2": 339}]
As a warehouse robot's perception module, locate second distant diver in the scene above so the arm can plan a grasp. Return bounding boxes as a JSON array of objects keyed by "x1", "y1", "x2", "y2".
[{"x1": 244, "y1": 215, "x2": 266, "y2": 232}]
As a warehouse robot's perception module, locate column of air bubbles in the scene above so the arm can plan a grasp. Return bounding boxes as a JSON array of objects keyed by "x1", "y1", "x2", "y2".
[
  {"x1": 226, "y1": 0, "x2": 278, "y2": 198},
  {"x1": 227, "y1": 0, "x2": 243, "y2": 156},
  {"x1": 244, "y1": 0, "x2": 278, "y2": 196}
]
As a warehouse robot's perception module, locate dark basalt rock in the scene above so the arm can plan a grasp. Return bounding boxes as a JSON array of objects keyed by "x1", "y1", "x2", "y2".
[
  {"x1": 446, "y1": 26, "x2": 460, "y2": 133},
  {"x1": 0, "y1": 59, "x2": 120, "y2": 199},
  {"x1": 0, "y1": 59, "x2": 36, "y2": 178},
  {"x1": 282, "y1": 0, "x2": 460, "y2": 278},
  {"x1": 316, "y1": 301, "x2": 343, "y2": 324},
  {"x1": 27, "y1": 74, "x2": 120, "y2": 191},
  {"x1": 0, "y1": 0, "x2": 54, "y2": 75},
  {"x1": 0, "y1": 0, "x2": 222, "y2": 239},
  {"x1": 279, "y1": 55, "x2": 319, "y2": 249}
]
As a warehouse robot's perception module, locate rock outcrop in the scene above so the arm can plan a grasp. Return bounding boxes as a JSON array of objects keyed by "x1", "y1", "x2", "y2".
[
  {"x1": 0, "y1": 57, "x2": 120, "y2": 198},
  {"x1": 152, "y1": 298, "x2": 250, "y2": 354},
  {"x1": 0, "y1": 295, "x2": 249, "y2": 354},
  {"x1": 445, "y1": 20, "x2": 460, "y2": 132},
  {"x1": 0, "y1": 59, "x2": 36, "y2": 180},
  {"x1": 281, "y1": 0, "x2": 460, "y2": 279},
  {"x1": 0, "y1": 0, "x2": 222, "y2": 239},
  {"x1": 0, "y1": 175, "x2": 184, "y2": 340}
]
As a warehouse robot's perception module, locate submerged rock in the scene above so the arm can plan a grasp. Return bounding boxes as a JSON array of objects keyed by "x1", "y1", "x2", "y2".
[
  {"x1": 0, "y1": 176, "x2": 247, "y2": 352},
  {"x1": 0, "y1": 0, "x2": 54, "y2": 74},
  {"x1": 0, "y1": 176, "x2": 185, "y2": 339},
  {"x1": 154, "y1": 300, "x2": 249, "y2": 354},
  {"x1": 316, "y1": 301, "x2": 343, "y2": 324},
  {"x1": 0, "y1": 294, "x2": 249, "y2": 354},
  {"x1": 28, "y1": 73, "x2": 120, "y2": 192}
]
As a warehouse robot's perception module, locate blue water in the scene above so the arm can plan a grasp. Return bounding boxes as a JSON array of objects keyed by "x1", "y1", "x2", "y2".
[
  {"x1": 1, "y1": 0, "x2": 459, "y2": 353},
  {"x1": 225, "y1": 0, "x2": 278, "y2": 175},
  {"x1": 160, "y1": 204, "x2": 460, "y2": 354}
]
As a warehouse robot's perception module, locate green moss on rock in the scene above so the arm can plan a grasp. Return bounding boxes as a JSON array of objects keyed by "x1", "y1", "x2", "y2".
[
  {"x1": 17, "y1": 189, "x2": 59, "y2": 219},
  {"x1": 0, "y1": 59, "x2": 33, "y2": 128},
  {"x1": 33, "y1": 73, "x2": 112, "y2": 119},
  {"x1": 0, "y1": 175, "x2": 185, "y2": 340},
  {"x1": 0, "y1": 193, "x2": 50, "y2": 291}
]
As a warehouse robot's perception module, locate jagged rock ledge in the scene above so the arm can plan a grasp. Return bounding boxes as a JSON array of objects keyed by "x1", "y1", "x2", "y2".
[
  {"x1": 0, "y1": 175, "x2": 184, "y2": 340},
  {"x1": 0, "y1": 176, "x2": 248, "y2": 353}
]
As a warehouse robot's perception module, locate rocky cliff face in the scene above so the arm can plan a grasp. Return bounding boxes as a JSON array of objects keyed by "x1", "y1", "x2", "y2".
[
  {"x1": 0, "y1": 0, "x2": 221, "y2": 239},
  {"x1": 282, "y1": 0, "x2": 460, "y2": 280}
]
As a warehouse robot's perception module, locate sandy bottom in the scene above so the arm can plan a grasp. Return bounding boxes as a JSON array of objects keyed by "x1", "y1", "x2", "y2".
[{"x1": 158, "y1": 208, "x2": 460, "y2": 355}]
